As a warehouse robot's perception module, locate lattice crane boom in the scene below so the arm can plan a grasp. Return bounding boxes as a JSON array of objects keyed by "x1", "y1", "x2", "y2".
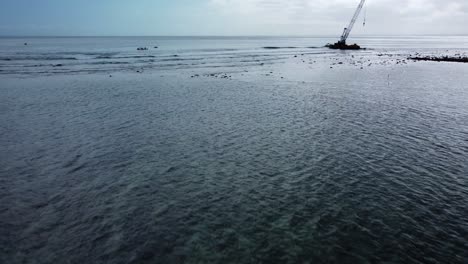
[{"x1": 339, "y1": 0, "x2": 366, "y2": 44}]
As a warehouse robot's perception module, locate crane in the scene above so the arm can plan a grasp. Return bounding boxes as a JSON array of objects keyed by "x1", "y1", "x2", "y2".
[{"x1": 327, "y1": 0, "x2": 366, "y2": 50}]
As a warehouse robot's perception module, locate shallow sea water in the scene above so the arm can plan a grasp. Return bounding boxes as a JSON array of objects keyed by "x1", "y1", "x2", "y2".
[{"x1": 1, "y1": 37, "x2": 468, "y2": 263}]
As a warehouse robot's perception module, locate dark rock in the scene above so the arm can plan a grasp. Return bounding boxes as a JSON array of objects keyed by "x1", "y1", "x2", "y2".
[{"x1": 409, "y1": 56, "x2": 468, "y2": 63}]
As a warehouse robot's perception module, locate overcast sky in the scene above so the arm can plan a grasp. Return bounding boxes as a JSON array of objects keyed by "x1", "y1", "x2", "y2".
[{"x1": 0, "y1": 0, "x2": 466, "y2": 36}]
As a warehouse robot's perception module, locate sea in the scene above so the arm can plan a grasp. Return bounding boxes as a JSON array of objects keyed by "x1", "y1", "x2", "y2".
[
  {"x1": 1, "y1": 36, "x2": 468, "y2": 263},
  {"x1": 0, "y1": 36, "x2": 467, "y2": 75}
]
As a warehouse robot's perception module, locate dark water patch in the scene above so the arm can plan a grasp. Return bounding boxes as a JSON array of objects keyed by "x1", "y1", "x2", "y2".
[
  {"x1": 63, "y1": 154, "x2": 82, "y2": 169},
  {"x1": 67, "y1": 162, "x2": 88, "y2": 174},
  {"x1": 24, "y1": 64, "x2": 56, "y2": 68},
  {"x1": 263, "y1": 46, "x2": 298, "y2": 49},
  {"x1": 94, "y1": 56, "x2": 114, "y2": 59}
]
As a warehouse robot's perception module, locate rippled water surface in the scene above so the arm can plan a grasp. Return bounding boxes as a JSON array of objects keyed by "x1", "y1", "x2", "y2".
[{"x1": 1, "y1": 37, "x2": 468, "y2": 263}]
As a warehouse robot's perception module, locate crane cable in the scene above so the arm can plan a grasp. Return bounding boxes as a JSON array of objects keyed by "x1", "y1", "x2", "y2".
[{"x1": 363, "y1": 5, "x2": 367, "y2": 27}]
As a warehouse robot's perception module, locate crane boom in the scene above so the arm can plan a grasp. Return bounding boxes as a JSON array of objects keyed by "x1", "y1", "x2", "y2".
[{"x1": 339, "y1": 0, "x2": 366, "y2": 44}]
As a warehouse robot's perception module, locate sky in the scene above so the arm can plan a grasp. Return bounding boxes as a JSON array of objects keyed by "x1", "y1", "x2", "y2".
[{"x1": 0, "y1": 0, "x2": 466, "y2": 36}]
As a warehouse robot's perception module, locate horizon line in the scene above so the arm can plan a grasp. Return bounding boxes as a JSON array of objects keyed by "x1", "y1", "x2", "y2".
[{"x1": 1, "y1": 34, "x2": 467, "y2": 38}]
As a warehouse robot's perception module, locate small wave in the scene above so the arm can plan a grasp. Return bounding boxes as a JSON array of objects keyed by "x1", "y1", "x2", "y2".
[
  {"x1": 196, "y1": 48, "x2": 239, "y2": 52},
  {"x1": 22, "y1": 64, "x2": 50, "y2": 68},
  {"x1": 263, "y1": 47, "x2": 298, "y2": 49},
  {"x1": 89, "y1": 61, "x2": 130, "y2": 65},
  {"x1": 263, "y1": 46, "x2": 320, "y2": 50},
  {"x1": 0, "y1": 56, "x2": 77, "y2": 61},
  {"x1": 159, "y1": 58, "x2": 204, "y2": 62},
  {"x1": 95, "y1": 55, "x2": 156, "y2": 59},
  {"x1": 58, "y1": 52, "x2": 119, "y2": 56}
]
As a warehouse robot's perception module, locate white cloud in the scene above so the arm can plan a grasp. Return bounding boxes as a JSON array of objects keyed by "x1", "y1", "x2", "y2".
[{"x1": 208, "y1": 0, "x2": 468, "y2": 35}]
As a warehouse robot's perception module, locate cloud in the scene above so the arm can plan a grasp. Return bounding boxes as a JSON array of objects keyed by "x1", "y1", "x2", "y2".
[{"x1": 208, "y1": 0, "x2": 468, "y2": 35}]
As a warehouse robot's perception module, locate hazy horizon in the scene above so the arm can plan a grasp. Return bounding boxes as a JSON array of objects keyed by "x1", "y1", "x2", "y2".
[{"x1": 1, "y1": 34, "x2": 468, "y2": 38}]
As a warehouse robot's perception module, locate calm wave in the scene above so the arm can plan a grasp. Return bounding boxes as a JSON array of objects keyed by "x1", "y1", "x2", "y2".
[
  {"x1": 0, "y1": 36, "x2": 467, "y2": 76},
  {"x1": 1, "y1": 36, "x2": 468, "y2": 264}
]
